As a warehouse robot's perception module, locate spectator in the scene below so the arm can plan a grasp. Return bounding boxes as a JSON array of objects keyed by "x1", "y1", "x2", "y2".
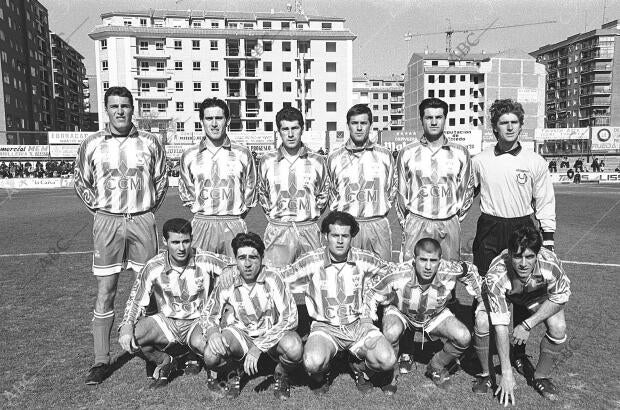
[
  {"x1": 560, "y1": 156, "x2": 570, "y2": 169},
  {"x1": 591, "y1": 157, "x2": 600, "y2": 173},
  {"x1": 573, "y1": 157, "x2": 584, "y2": 173},
  {"x1": 600, "y1": 159, "x2": 606, "y2": 172},
  {"x1": 615, "y1": 166, "x2": 620, "y2": 172},
  {"x1": 548, "y1": 158, "x2": 557, "y2": 173}
]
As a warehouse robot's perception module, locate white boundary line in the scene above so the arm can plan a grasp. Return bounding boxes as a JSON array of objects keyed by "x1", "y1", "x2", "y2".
[{"x1": 1, "y1": 249, "x2": 619, "y2": 268}]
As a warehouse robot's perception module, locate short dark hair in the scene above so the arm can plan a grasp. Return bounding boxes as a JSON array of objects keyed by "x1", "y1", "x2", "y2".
[
  {"x1": 104, "y1": 86, "x2": 133, "y2": 108},
  {"x1": 413, "y1": 238, "x2": 442, "y2": 258},
  {"x1": 346, "y1": 104, "x2": 373, "y2": 124},
  {"x1": 276, "y1": 106, "x2": 304, "y2": 130},
  {"x1": 231, "y1": 232, "x2": 265, "y2": 258},
  {"x1": 199, "y1": 97, "x2": 230, "y2": 121},
  {"x1": 418, "y1": 98, "x2": 448, "y2": 118},
  {"x1": 163, "y1": 218, "x2": 192, "y2": 239},
  {"x1": 320, "y1": 211, "x2": 360, "y2": 237},
  {"x1": 490, "y1": 99, "x2": 525, "y2": 130},
  {"x1": 508, "y1": 225, "x2": 542, "y2": 255}
]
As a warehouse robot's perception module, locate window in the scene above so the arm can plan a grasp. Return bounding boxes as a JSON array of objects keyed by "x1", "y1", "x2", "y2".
[
  {"x1": 373, "y1": 104, "x2": 379, "y2": 110},
  {"x1": 432, "y1": 60, "x2": 438, "y2": 66},
  {"x1": 460, "y1": 118, "x2": 465, "y2": 125},
  {"x1": 282, "y1": 41, "x2": 291, "y2": 52},
  {"x1": 460, "y1": 104, "x2": 465, "y2": 110},
  {"x1": 139, "y1": 41, "x2": 149, "y2": 51},
  {"x1": 449, "y1": 104, "x2": 455, "y2": 112},
  {"x1": 174, "y1": 40, "x2": 182, "y2": 50},
  {"x1": 103, "y1": 81, "x2": 109, "y2": 91},
  {"x1": 141, "y1": 82, "x2": 150, "y2": 91},
  {"x1": 175, "y1": 81, "x2": 183, "y2": 91},
  {"x1": 176, "y1": 122, "x2": 184, "y2": 132},
  {"x1": 449, "y1": 118, "x2": 455, "y2": 126},
  {"x1": 210, "y1": 40, "x2": 218, "y2": 50},
  {"x1": 156, "y1": 62, "x2": 165, "y2": 71},
  {"x1": 382, "y1": 116, "x2": 388, "y2": 122},
  {"x1": 439, "y1": 75, "x2": 445, "y2": 83},
  {"x1": 193, "y1": 61, "x2": 201, "y2": 71},
  {"x1": 124, "y1": 20, "x2": 132, "y2": 26},
  {"x1": 263, "y1": 41, "x2": 272, "y2": 51},
  {"x1": 193, "y1": 82, "x2": 201, "y2": 91},
  {"x1": 157, "y1": 82, "x2": 165, "y2": 92},
  {"x1": 101, "y1": 60, "x2": 108, "y2": 71},
  {"x1": 322, "y1": 22, "x2": 332, "y2": 30},
  {"x1": 283, "y1": 102, "x2": 292, "y2": 108},
  {"x1": 194, "y1": 102, "x2": 201, "y2": 111},
  {"x1": 373, "y1": 93, "x2": 379, "y2": 99},
  {"x1": 174, "y1": 61, "x2": 183, "y2": 70},
  {"x1": 176, "y1": 102, "x2": 184, "y2": 112},
  {"x1": 439, "y1": 90, "x2": 445, "y2": 97},
  {"x1": 195, "y1": 122, "x2": 203, "y2": 131},
  {"x1": 265, "y1": 122, "x2": 273, "y2": 131},
  {"x1": 192, "y1": 22, "x2": 202, "y2": 28},
  {"x1": 140, "y1": 18, "x2": 147, "y2": 27},
  {"x1": 142, "y1": 103, "x2": 151, "y2": 113},
  {"x1": 428, "y1": 75, "x2": 435, "y2": 83},
  {"x1": 326, "y1": 82, "x2": 336, "y2": 92},
  {"x1": 382, "y1": 93, "x2": 388, "y2": 99},
  {"x1": 282, "y1": 22, "x2": 290, "y2": 29},
  {"x1": 211, "y1": 22, "x2": 219, "y2": 28},
  {"x1": 100, "y1": 39, "x2": 107, "y2": 50},
  {"x1": 326, "y1": 42, "x2": 336, "y2": 52},
  {"x1": 192, "y1": 40, "x2": 200, "y2": 50},
  {"x1": 327, "y1": 122, "x2": 337, "y2": 131},
  {"x1": 449, "y1": 90, "x2": 456, "y2": 97},
  {"x1": 326, "y1": 102, "x2": 337, "y2": 111},
  {"x1": 382, "y1": 105, "x2": 388, "y2": 110},
  {"x1": 283, "y1": 82, "x2": 292, "y2": 92},
  {"x1": 211, "y1": 82, "x2": 219, "y2": 91},
  {"x1": 450, "y1": 75, "x2": 456, "y2": 83},
  {"x1": 460, "y1": 75, "x2": 465, "y2": 81},
  {"x1": 264, "y1": 102, "x2": 273, "y2": 112},
  {"x1": 140, "y1": 61, "x2": 149, "y2": 72},
  {"x1": 263, "y1": 62, "x2": 272, "y2": 71},
  {"x1": 326, "y1": 62, "x2": 336, "y2": 72},
  {"x1": 156, "y1": 41, "x2": 164, "y2": 50},
  {"x1": 210, "y1": 61, "x2": 218, "y2": 71},
  {"x1": 263, "y1": 22, "x2": 272, "y2": 29},
  {"x1": 264, "y1": 82, "x2": 272, "y2": 92},
  {"x1": 282, "y1": 62, "x2": 291, "y2": 72},
  {"x1": 157, "y1": 103, "x2": 166, "y2": 112},
  {"x1": 372, "y1": 116, "x2": 378, "y2": 122},
  {"x1": 428, "y1": 90, "x2": 435, "y2": 97},
  {"x1": 460, "y1": 89, "x2": 465, "y2": 96}
]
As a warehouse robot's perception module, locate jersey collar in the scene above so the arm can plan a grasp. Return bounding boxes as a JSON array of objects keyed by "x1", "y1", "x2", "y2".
[
  {"x1": 345, "y1": 138, "x2": 375, "y2": 152},
  {"x1": 199, "y1": 136, "x2": 232, "y2": 152},
  {"x1": 103, "y1": 124, "x2": 139, "y2": 139},
  {"x1": 494, "y1": 142, "x2": 522, "y2": 156},
  {"x1": 420, "y1": 134, "x2": 451, "y2": 150},
  {"x1": 322, "y1": 246, "x2": 356, "y2": 267},
  {"x1": 276, "y1": 143, "x2": 309, "y2": 161},
  {"x1": 163, "y1": 248, "x2": 196, "y2": 275},
  {"x1": 233, "y1": 265, "x2": 268, "y2": 287}
]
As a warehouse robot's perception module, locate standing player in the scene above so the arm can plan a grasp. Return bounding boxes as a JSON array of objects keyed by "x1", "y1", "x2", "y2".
[
  {"x1": 179, "y1": 97, "x2": 257, "y2": 257},
  {"x1": 74, "y1": 86, "x2": 168, "y2": 385},
  {"x1": 280, "y1": 211, "x2": 396, "y2": 394},
  {"x1": 201, "y1": 233, "x2": 302, "y2": 400},
  {"x1": 472, "y1": 99, "x2": 556, "y2": 377},
  {"x1": 118, "y1": 218, "x2": 233, "y2": 388},
  {"x1": 258, "y1": 107, "x2": 329, "y2": 268},
  {"x1": 327, "y1": 104, "x2": 396, "y2": 261},
  {"x1": 473, "y1": 226, "x2": 570, "y2": 404},
  {"x1": 396, "y1": 97, "x2": 474, "y2": 262},
  {"x1": 364, "y1": 238, "x2": 483, "y2": 394}
]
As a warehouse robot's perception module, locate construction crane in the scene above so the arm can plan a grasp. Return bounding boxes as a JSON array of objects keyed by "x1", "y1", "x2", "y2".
[{"x1": 404, "y1": 19, "x2": 557, "y2": 54}]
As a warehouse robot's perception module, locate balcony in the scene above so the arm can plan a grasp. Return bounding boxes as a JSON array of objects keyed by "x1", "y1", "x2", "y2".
[
  {"x1": 134, "y1": 71, "x2": 171, "y2": 80},
  {"x1": 295, "y1": 52, "x2": 314, "y2": 61},
  {"x1": 390, "y1": 108, "x2": 404, "y2": 115},
  {"x1": 580, "y1": 74, "x2": 612, "y2": 84},
  {"x1": 581, "y1": 51, "x2": 614, "y2": 61},
  {"x1": 581, "y1": 63, "x2": 613, "y2": 73},
  {"x1": 579, "y1": 97, "x2": 611, "y2": 107},
  {"x1": 133, "y1": 51, "x2": 170, "y2": 59},
  {"x1": 390, "y1": 120, "x2": 404, "y2": 126},
  {"x1": 133, "y1": 91, "x2": 173, "y2": 100},
  {"x1": 390, "y1": 97, "x2": 405, "y2": 103}
]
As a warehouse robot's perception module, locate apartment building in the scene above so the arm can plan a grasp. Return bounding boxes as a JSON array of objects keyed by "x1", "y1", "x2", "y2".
[
  {"x1": 0, "y1": 0, "x2": 53, "y2": 134},
  {"x1": 404, "y1": 50, "x2": 545, "y2": 136},
  {"x1": 88, "y1": 9, "x2": 356, "y2": 135},
  {"x1": 50, "y1": 33, "x2": 86, "y2": 131},
  {"x1": 352, "y1": 74, "x2": 404, "y2": 131},
  {"x1": 531, "y1": 20, "x2": 620, "y2": 128}
]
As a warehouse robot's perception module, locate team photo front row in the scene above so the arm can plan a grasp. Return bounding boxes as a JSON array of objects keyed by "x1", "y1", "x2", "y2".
[{"x1": 115, "y1": 213, "x2": 570, "y2": 405}]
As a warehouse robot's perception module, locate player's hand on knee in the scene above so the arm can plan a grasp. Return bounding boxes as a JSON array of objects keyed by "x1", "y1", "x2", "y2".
[
  {"x1": 208, "y1": 332, "x2": 229, "y2": 357},
  {"x1": 118, "y1": 329, "x2": 136, "y2": 353},
  {"x1": 511, "y1": 323, "x2": 530, "y2": 345},
  {"x1": 494, "y1": 371, "x2": 516, "y2": 407}
]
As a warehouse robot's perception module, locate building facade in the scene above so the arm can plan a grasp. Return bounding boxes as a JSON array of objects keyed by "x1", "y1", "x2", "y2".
[
  {"x1": 50, "y1": 33, "x2": 86, "y2": 131},
  {"x1": 88, "y1": 9, "x2": 356, "y2": 136},
  {"x1": 352, "y1": 74, "x2": 404, "y2": 131},
  {"x1": 0, "y1": 0, "x2": 53, "y2": 135},
  {"x1": 404, "y1": 50, "x2": 545, "y2": 136},
  {"x1": 531, "y1": 20, "x2": 620, "y2": 128}
]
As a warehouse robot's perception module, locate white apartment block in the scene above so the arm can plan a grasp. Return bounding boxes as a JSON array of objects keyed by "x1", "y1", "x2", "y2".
[
  {"x1": 88, "y1": 9, "x2": 356, "y2": 135},
  {"x1": 352, "y1": 74, "x2": 404, "y2": 131},
  {"x1": 405, "y1": 50, "x2": 545, "y2": 136}
]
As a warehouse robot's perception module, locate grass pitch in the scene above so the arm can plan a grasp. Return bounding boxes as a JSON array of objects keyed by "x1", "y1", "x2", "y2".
[{"x1": 1, "y1": 184, "x2": 619, "y2": 409}]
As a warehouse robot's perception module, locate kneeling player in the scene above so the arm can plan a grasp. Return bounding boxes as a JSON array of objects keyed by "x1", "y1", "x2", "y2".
[
  {"x1": 201, "y1": 233, "x2": 302, "y2": 400},
  {"x1": 365, "y1": 238, "x2": 483, "y2": 393},
  {"x1": 474, "y1": 225, "x2": 570, "y2": 405},
  {"x1": 118, "y1": 218, "x2": 233, "y2": 388},
  {"x1": 280, "y1": 211, "x2": 396, "y2": 394}
]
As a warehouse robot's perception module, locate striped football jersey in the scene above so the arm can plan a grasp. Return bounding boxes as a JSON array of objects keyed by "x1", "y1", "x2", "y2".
[
  {"x1": 396, "y1": 136, "x2": 474, "y2": 224},
  {"x1": 258, "y1": 145, "x2": 329, "y2": 222},
  {"x1": 178, "y1": 137, "x2": 257, "y2": 216},
  {"x1": 74, "y1": 125, "x2": 168, "y2": 214},
  {"x1": 484, "y1": 248, "x2": 571, "y2": 326},
  {"x1": 279, "y1": 246, "x2": 393, "y2": 326},
  {"x1": 119, "y1": 249, "x2": 233, "y2": 327},
  {"x1": 364, "y1": 260, "x2": 482, "y2": 324},
  {"x1": 327, "y1": 141, "x2": 396, "y2": 218},
  {"x1": 200, "y1": 266, "x2": 297, "y2": 352}
]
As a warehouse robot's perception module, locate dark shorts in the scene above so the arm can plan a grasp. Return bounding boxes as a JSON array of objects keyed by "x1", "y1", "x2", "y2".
[{"x1": 92, "y1": 211, "x2": 158, "y2": 276}]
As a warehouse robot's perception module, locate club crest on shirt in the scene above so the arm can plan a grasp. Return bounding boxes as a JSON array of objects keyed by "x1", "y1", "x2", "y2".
[{"x1": 516, "y1": 172, "x2": 528, "y2": 184}]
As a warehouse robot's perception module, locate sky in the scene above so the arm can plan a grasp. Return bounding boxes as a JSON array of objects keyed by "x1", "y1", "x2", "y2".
[{"x1": 39, "y1": 0, "x2": 620, "y2": 77}]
